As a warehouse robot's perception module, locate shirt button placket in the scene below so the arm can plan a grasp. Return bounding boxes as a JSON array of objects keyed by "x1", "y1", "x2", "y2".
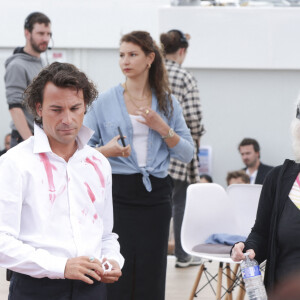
[{"x1": 66, "y1": 164, "x2": 82, "y2": 256}]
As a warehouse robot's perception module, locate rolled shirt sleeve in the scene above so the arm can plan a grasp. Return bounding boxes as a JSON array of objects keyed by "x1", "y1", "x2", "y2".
[
  {"x1": 168, "y1": 97, "x2": 194, "y2": 163},
  {"x1": 100, "y1": 163, "x2": 124, "y2": 268}
]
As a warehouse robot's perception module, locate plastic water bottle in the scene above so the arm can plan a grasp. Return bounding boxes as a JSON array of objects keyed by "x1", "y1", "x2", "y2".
[{"x1": 241, "y1": 252, "x2": 268, "y2": 300}]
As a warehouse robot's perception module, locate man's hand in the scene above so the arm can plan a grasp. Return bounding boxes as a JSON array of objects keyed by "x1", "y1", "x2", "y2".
[
  {"x1": 100, "y1": 258, "x2": 122, "y2": 284},
  {"x1": 231, "y1": 242, "x2": 256, "y2": 261},
  {"x1": 64, "y1": 256, "x2": 104, "y2": 284}
]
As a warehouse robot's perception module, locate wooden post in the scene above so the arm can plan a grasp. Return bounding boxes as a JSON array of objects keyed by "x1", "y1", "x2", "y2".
[
  {"x1": 189, "y1": 264, "x2": 205, "y2": 300},
  {"x1": 224, "y1": 263, "x2": 233, "y2": 300},
  {"x1": 216, "y1": 262, "x2": 223, "y2": 300},
  {"x1": 237, "y1": 279, "x2": 246, "y2": 300}
]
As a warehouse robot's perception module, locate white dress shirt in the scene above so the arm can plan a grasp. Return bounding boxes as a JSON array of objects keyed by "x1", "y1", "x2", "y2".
[
  {"x1": 0, "y1": 124, "x2": 124, "y2": 279},
  {"x1": 246, "y1": 168, "x2": 258, "y2": 184}
]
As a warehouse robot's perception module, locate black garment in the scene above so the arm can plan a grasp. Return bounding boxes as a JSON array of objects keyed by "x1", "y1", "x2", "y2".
[
  {"x1": 276, "y1": 198, "x2": 300, "y2": 282},
  {"x1": 244, "y1": 159, "x2": 300, "y2": 292},
  {"x1": 0, "y1": 149, "x2": 6, "y2": 156},
  {"x1": 243, "y1": 162, "x2": 273, "y2": 184},
  {"x1": 255, "y1": 162, "x2": 274, "y2": 184},
  {"x1": 13, "y1": 47, "x2": 30, "y2": 55},
  {"x1": 107, "y1": 174, "x2": 172, "y2": 300},
  {"x1": 9, "y1": 272, "x2": 107, "y2": 300},
  {"x1": 171, "y1": 178, "x2": 190, "y2": 260},
  {"x1": 10, "y1": 130, "x2": 24, "y2": 148}
]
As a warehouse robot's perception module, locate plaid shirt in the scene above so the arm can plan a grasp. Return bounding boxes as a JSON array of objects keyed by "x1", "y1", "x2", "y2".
[{"x1": 166, "y1": 59, "x2": 205, "y2": 183}]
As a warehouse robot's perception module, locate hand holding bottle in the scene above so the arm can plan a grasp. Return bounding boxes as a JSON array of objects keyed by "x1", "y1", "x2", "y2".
[
  {"x1": 231, "y1": 242, "x2": 256, "y2": 261},
  {"x1": 241, "y1": 253, "x2": 267, "y2": 300}
]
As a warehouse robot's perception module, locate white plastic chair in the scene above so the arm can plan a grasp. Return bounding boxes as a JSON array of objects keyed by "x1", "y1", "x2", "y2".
[
  {"x1": 226, "y1": 184, "x2": 262, "y2": 237},
  {"x1": 181, "y1": 183, "x2": 240, "y2": 300},
  {"x1": 226, "y1": 183, "x2": 263, "y2": 298}
]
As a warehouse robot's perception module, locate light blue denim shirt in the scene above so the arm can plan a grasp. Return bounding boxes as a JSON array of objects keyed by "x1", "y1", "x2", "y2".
[{"x1": 84, "y1": 84, "x2": 194, "y2": 191}]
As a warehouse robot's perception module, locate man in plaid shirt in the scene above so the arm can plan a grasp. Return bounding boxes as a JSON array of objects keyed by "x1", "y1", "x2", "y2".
[{"x1": 161, "y1": 29, "x2": 205, "y2": 267}]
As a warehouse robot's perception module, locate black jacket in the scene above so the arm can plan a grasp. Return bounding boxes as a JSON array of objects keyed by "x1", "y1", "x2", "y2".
[
  {"x1": 244, "y1": 159, "x2": 300, "y2": 292},
  {"x1": 255, "y1": 162, "x2": 273, "y2": 184},
  {"x1": 243, "y1": 162, "x2": 273, "y2": 184}
]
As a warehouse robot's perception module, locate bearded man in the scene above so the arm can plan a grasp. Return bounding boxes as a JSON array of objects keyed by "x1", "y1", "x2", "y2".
[{"x1": 4, "y1": 12, "x2": 52, "y2": 147}]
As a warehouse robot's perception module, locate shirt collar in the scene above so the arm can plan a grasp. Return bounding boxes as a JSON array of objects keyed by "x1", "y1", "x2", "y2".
[
  {"x1": 165, "y1": 58, "x2": 181, "y2": 68},
  {"x1": 33, "y1": 123, "x2": 94, "y2": 154},
  {"x1": 246, "y1": 168, "x2": 258, "y2": 184}
]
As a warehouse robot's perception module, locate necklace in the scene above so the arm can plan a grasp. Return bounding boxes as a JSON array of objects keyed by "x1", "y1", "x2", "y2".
[
  {"x1": 124, "y1": 82, "x2": 151, "y2": 102},
  {"x1": 124, "y1": 82, "x2": 151, "y2": 109}
]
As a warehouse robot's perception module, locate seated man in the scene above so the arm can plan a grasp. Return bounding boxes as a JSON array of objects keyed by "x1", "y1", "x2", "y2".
[
  {"x1": 227, "y1": 170, "x2": 250, "y2": 185},
  {"x1": 0, "y1": 62, "x2": 123, "y2": 299},
  {"x1": 199, "y1": 174, "x2": 213, "y2": 183},
  {"x1": 238, "y1": 138, "x2": 273, "y2": 184}
]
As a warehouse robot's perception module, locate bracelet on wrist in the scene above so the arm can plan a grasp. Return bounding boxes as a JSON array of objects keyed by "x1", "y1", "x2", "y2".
[{"x1": 162, "y1": 128, "x2": 175, "y2": 140}]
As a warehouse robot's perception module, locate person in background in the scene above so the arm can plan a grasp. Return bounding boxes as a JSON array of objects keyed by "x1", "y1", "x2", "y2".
[
  {"x1": 4, "y1": 12, "x2": 52, "y2": 147},
  {"x1": 231, "y1": 102, "x2": 300, "y2": 294},
  {"x1": 0, "y1": 62, "x2": 123, "y2": 299},
  {"x1": 199, "y1": 174, "x2": 213, "y2": 183},
  {"x1": 226, "y1": 170, "x2": 250, "y2": 185},
  {"x1": 238, "y1": 138, "x2": 273, "y2": 184},
  {"x1": 160, "y1": 29, "x2": 205, "y2": 268},
  {"x1": 84, "y1": 31, "x2": 194, "y2": 300},
  {"x1": 0, "y1": 133, "x2": 11, "y2": 156}
]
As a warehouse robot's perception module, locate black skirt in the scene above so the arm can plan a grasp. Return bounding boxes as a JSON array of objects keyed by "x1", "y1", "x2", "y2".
[{"x1": 107, "y1": 174, "x2": 172, "y2": 300}]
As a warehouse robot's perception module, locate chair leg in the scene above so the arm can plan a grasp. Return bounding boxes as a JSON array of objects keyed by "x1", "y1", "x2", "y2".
[
  {"x1": 232, "y1": 264, "x2": 239, "y2": 283},
  {"x1": 224, "y1": 263, "x2": 233, "y2": 300},
  {"x1": 216, "y1": 262, "x2": 223, "y2": 300},
  {"x1": 237, "y1": 280, "x2": 246, "y2": 300},
  {"x1": 226, "y1": 263, "x2": 240, "y2": 300},
  {"x1": 189, "y1": 264, "x2": 205, "y2": 300}
]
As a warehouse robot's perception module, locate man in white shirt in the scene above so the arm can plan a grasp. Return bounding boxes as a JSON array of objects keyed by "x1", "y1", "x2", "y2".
[
  {"x1": 238, "y1": 138, "x2": 273, "y2": 184},
  {"x1": 0, "y1": 62, "x2": 123, "y2": 299}
]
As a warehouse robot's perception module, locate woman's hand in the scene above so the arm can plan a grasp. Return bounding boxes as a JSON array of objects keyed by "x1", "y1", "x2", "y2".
[
  {"x1": 231, "y1": 242, "x2": 256, "y2": 261},
  {"x1": 136, "y1": 107, "x2": 180, "y2": 148},
  {"x1": 135, "y1": 107, "x2": 169, "y2": 134},
  {"x1": 97, "y1": 135, "x2": 131, "y2": 158}
]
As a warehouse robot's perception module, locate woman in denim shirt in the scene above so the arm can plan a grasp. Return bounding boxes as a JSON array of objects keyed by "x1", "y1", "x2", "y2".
[{"x1": 84, "y1": 31, "x2": 193, "y2": 300}]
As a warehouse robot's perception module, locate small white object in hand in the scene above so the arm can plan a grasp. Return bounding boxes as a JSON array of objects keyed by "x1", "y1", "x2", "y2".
[{"x1": 102, "y1": 259, "x2": 113, "y2": 273}]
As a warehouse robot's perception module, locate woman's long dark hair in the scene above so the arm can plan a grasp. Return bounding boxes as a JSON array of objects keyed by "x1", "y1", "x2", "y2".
[{"x1": 121, "y1": 31, "x2": 173, "y2": 118}]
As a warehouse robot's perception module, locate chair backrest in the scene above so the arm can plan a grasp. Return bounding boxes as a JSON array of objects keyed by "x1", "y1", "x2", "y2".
[
  {"x1": 181, "y1": 183, "x2": 238, "y2": 256},
  {"x1": 226, "y1": 184, "x2": 262, "y2": 237}
]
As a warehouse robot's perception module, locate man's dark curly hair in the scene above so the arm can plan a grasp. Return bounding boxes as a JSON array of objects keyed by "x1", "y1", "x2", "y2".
[{"x1": 25, "y1": 62, "x2": 98, "y2": 124}]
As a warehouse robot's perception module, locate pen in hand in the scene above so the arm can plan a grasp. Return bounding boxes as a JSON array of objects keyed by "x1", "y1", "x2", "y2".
[{"x1": 117, "y1": 126, "x2": 126, "y2": 147}]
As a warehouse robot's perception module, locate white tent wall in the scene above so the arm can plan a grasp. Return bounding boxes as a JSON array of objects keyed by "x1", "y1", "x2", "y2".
[{"x1": 0, "y1": 0, "x2": 298, "y2": 186}]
